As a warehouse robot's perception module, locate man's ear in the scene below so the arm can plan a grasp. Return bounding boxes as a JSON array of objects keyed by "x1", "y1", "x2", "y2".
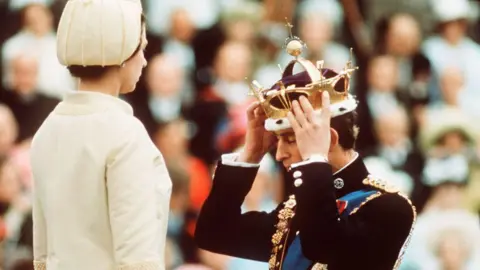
[{"x1": 329, "y1": 128, "x2": 339, "y2": 152}]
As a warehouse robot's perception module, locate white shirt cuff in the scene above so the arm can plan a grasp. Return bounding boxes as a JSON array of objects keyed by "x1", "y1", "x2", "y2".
[
  {"x1": 290, "y1": 155, "x2": 328, "y2": 169},
  {"x1": 221, "y1": 153, "x2": 260, "y2": 168}
]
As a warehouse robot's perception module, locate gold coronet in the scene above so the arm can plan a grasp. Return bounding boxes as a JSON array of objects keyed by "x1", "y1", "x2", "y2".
[{"x1": 248, "y1": 19, "x2": 358, "y2": 121}]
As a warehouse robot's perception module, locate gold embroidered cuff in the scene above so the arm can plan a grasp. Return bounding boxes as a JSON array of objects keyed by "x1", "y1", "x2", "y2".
[
  {"x1": 118, "y1": 261, "x2": 162, "y2": 270},
  {"x1": 33, "y1": 261, "x2": 46, "y2": 270}
]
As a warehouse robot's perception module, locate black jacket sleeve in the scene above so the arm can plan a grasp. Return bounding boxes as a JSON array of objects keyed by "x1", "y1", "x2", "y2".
[
  {"x1": 194, "y1": 162, "x2": 279, "y2": 262},
  {"x1": 293, "y1": 162, "x2": 415, "y2": 265}
]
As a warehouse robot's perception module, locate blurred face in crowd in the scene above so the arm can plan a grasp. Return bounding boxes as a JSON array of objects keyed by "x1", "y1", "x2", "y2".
[
  {"x1": 429, "y1": 183, "x2": 465, "y2": 210},
  {"x1": 0, "y1": 106, "x2": 18, "y2": 156},
  {"x1": 440, "y1": 67, "x2": 464, "y2": 106},
  {"x1": 436, "y1": 230, "x2": 469, "y2": 269},
  {"x1": 385, "y1": 14, "x2": 421, "y2": 57},
  {"x1": 10, "y1": 54, "x2": 39, "y2": 95},
  {"x1": 170, "y1": 9, "x2": 195, "y2": 43},
  {"x1": 375, "y1": 107, "x2": 409, "y2": 148},
  {"x1": 154, "y1": 119, "x2": 189, "y2": 161},
  {"x1": 119, "y1": 24, "x2": 148, "y2": 94},
  {"x1": 367, "y1": 55, "x2": 399, "y2": 92},
  {"x1": 225, "y1": 19, "x2": 256, "y2": 44},
  {"x1": 441, "y1": 20, "x2": 468, "y2": 45},
  {"x1": 0, "y1": 159, "x2": 21, "y2": 206},
  {"x1": 439, "y1": 131, "x2": 468, "y2": 155},
  {"x1": 146, "y1": 54, "x2": 184, "y2": 97},
  {"x1": 300, "y1": 14, "x2": 332, "y2": 52},
  {"x1": 23, "y1": 4, "x2": 53, "y2": 36},
  {"x1": 214, "y1": 42, "x2": 252, "y2": 82}
]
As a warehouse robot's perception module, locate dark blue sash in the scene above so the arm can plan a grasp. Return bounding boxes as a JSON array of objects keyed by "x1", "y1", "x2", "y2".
[{"x1": 281, "y1": 189, "x2": 378, "y2": 270}]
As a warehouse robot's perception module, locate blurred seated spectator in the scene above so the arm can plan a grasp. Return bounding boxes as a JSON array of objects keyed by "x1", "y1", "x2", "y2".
[
  {"x1": 165, "y1": 163, "x2": 191, "y2": 269},
  {"x1": 357, "y1": 54, "x2": 407, "y2": 152},
  {"x1": 209, "y1": 41, "x2": 252, "y2": 107},
  {"x1": 162, "y1": 8, "x2": 196, "y2": 104},
  {"x1": 422, "y1": 66, "x2": 464, "y2": 126},
  {"x1": 421, "y1": 154, "x2": 470, "y2": 212},
  {"x1": 277, "y1": 0, "x2": 351, "y2": 72},
  {"x1": 252, "y1": 24, "x2": 287, "y2": 88},
  {"x1": 216, "y1": 102, "x2": 249, "y2": 154},
  {"x1": 420, "y1": 107, "x2": 478, "y2": 161},
  {"x1": 129, "y1": 54, "x2": 190, "y2": 137},
  {"x1": 0, "y1": 104, "x2": 33, "y2": 203},
  {"x1": 8, "y1": 0, "x2": 54, "y2": 11},
  {"x1": 0, "y1": 156, "x2": 31, "y2": 269},
  {"x1": 415, "y1": 107, "x2": 478, "y2": 212},
  {"x1": 401, "y1": 209, "x2": 480, "y2": 270},
  {"x1": 0, "y1": 104, "x2": 18, "y2": 157},
  {"x1": 189, "y1": 41, "x2": 253, "y2": 165},
  {"x1": 375, "y1": 13, "x2": 424, "y2": 89},
  {"x1": 422, "y1": 0, "x2": 480, "y2": 119},
  {"x1": 154, "y1": 118, "x2": 211, "y2": 218},
  {"x1": 155, "y1": 118, "x2": 211, "y2": 265},
  {"x1": 0, "y1": 53, "x2": 59, "y2": 143},
  {"x1": 145, "y1": 0, "x2": 230, "y2": 37},
  {"x1": 2, "y1": 3, "x2": 74, "y2": 98},
  {"x1": 164, "y1": 8, "x2": 196, "y2": 73},
  {"x1": 406, "y1": 53, "x2": 432, "y2": 140},
  {"x1": 363, "y1": 106, "x2": 424, "y2": 196},
  {"x1": 219, "y1": 1, "x2": 263, "y2": 46}
]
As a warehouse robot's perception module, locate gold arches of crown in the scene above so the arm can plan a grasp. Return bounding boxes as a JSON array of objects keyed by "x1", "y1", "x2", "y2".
[{"x1": 248, "y1": 18, "x2": 358, "y2": 120}]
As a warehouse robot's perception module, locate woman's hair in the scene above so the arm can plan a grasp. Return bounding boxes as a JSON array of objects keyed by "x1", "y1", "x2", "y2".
[{"x1": 67, "y1": 14, "x2": 146, "y2": 80}]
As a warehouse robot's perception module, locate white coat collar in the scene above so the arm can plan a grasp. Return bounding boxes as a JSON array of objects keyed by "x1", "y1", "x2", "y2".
[{"x1": 55, "y1": 91, "x2": 133, "y2": 115}]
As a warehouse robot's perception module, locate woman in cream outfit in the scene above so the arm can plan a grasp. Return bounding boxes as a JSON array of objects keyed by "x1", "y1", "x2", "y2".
[{"x1": 29, "y1": 0, "x2": 172, "y2": 269}]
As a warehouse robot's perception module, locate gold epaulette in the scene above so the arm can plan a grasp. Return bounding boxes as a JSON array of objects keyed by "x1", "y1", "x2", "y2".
[
  {"x1": 362, "y1": 175, "x2": 417, "y2": 270},
  {"x1": 362, "y1": 175, "x2": 400, "y2": 193}
]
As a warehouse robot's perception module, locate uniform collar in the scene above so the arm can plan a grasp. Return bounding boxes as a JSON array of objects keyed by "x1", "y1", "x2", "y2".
[
  {"x1": 332, "y1": 153, "x2": 371, "y2": 198},
  {"x1": 55, "y1": 91, "x2": 133, "y2": 115}
]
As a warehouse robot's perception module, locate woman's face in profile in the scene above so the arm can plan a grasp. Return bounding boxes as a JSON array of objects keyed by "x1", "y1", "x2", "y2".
[{"x1": 119, "y1": 24, "x2": 148, "y2": 94}]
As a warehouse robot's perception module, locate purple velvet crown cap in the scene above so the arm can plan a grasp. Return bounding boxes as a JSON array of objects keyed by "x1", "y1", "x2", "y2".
[{"x1": 269, "y1": 68, "x2": 346, "y2": 92}]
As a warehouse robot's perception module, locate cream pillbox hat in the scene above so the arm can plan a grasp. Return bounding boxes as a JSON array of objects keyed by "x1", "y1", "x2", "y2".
[{"x1": 57, "y1": 0, "x2": 143, "y2": 67}]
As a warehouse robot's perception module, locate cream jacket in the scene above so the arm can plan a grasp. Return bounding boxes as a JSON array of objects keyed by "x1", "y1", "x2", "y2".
[{"x1": 30, "y1": 91, "x2": 172, "y2": 270}]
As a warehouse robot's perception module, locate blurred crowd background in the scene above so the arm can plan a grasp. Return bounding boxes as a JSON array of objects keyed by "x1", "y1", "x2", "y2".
[{"x1": 1, "y1": 0, "x2": 480, "y2": 269}]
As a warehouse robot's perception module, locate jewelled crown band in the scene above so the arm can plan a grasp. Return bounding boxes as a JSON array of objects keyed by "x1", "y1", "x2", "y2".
[{"x1": 248, "y1": 19, "x2": 359, "y2": 134}]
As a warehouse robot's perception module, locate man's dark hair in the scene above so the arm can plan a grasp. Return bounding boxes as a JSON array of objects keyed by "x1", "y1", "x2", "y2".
[
  {"x1": 330, "y1": 111, "x2": 359, "y2": 150},
  {"x1": 67, "y1": 14, "x2": 146, "y2": 80}
]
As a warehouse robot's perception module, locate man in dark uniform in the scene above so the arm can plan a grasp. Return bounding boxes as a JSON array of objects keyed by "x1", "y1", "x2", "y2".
[{"x1": 195, "y1": 23, "x2": 416, "y2": 270}]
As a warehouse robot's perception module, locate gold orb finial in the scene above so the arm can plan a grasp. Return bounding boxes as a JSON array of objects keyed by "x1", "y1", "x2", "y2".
[
  {"x1": 286, "y1": 39, "x2": 304, "y2": 57},
  {"x1": 284, "y1": 18, "x2": 305, "y2": 57}
]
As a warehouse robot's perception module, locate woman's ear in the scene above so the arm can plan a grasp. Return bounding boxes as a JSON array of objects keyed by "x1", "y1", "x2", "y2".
[{"x1": 329, "y1": 128, "x2": 339, "y2": 152}]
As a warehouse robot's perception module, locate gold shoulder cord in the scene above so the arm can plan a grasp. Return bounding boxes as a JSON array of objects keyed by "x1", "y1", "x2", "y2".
[
  {"x1": 269, "y1": 195, "x2": 297, "y2": 270},
  {"x1": 269, "y1": 176, "x2": 416, "y2": 270}
]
